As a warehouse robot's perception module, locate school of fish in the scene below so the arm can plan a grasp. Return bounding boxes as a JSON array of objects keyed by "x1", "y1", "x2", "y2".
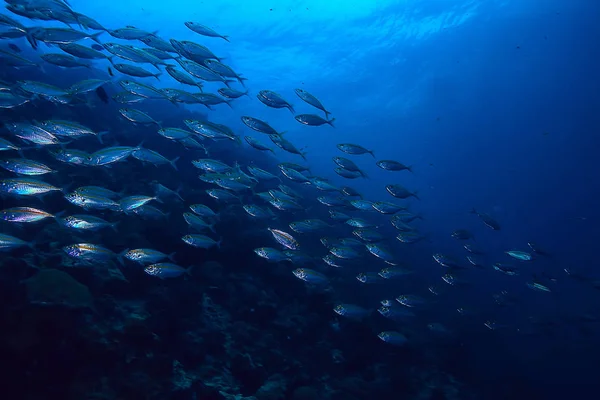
[{"x1": 0, "y1": 0, "x2": 573, "y2": 348}]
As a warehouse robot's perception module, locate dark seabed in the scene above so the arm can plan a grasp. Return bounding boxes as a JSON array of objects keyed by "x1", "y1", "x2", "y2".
[{"x1": 0, "y1": 0, "x2": 599, "y2": 399}]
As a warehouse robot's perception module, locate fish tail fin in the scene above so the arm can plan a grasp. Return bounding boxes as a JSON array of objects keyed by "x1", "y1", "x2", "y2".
[
  {"x1": 196, "y1": 82, "x2": 204, "y2": 91},
  {"x1": 237, "y1": 76, "x2": 248, "y2": 87},
  {"x1": 369, "y1": 150, "x2": 376, "y2": 158},
  {"x1": 168, "y1": 252, "x2": 177, "y2": 262},
  {"x1": 244, "y1": 90, "x2": 250, "y2": 98},
  {"x1": 110, "y1": 221, "x2": 120, "y2": 233},
  {"x1": 408, "y1": 165, "x2": 414, "y2": 173},
  {"x1": 217, "y1": 237, "x2": 223, "y2": 249},
  {"x1": 25, "y1": 28, "x2": 38, "y2": 50},
  {"x1": 222, "y1": 35, "x2": 230, "y2": 42},
  {"x1": 116, "y1": 249, "x2": 127, "y2": 266},
  {"x1": 90, "y1": 31, "x2": 104, "y2": 43},
  {"x1": 169, "y1": 156, "x2": 180, "y2": 171},
  {"x1": 300, "y1": 151, "x2": 308, "y2": 161},
  {"x1": 360, "y1": 170, "x2": 369, "y2": 179},
  {"x1": 412, "y1": 191, "x2": 420, "y2": 201},
  {"x1": 107, "y1": 56, "x2": 114, "y2": 65},
  {"x1": 327, "y1": 118, "x2": 336, "y2": 127},
  {"x1": 325, "y1": 110, "x2": 331, "y2": 119},
  {"x1": 153, "y1": 196, "x2": 164, "y2": 204},
  {"x1": 288, "y1": 104, "x2": 296, "y2": 114},
  {"x1": 154, "y1": 72, "x2": 162, "y2": 81},
  {"x1": 97, "y1": 130, "x2": 109, "y2": 144},
  {"x1": 226, "y1": 100, "x2": 234, "y2": 109},
  {"x1": 209, "y1": 223, "x2": 217, "y2": 234}
]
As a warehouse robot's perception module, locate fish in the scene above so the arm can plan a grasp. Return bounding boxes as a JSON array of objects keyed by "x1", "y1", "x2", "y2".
[
  {"x1": 292, "y1": 268, "x2": 328, "y2": 285},
  {"x1": 294, "y1": 89, "x2": 331, "y2": 118},
  {"x1": 165, "y1": 66, "x2": 204, "y2": 90},
  {"x1": 243, "y1": 204, "x2": 276, "y2": 219},
  {"x1": 257, "y1": 90, "x2": 294, "y2": 113},
  {"x1": 27, "y1": 27, "x2": 103, "y2": 48},
  {"x1": 60, "y1": 215, "x2": 118, "y2": 231},
  {"x1": 119, "y1": 108, "x2": 161, "y2": 126},
  {"x1": 140, "y1": 36, "x2": 177, "y2": 53},
  {"x1": 206, "y1": 189, "x2": 239, "y2": 203},
  {"x1": 506, "y1": 250, "x2": 533, "y2": 261},
  {"x1": 352, "y1": 228, "x2": 384, "y2": 242},
  {"x1": 109, "y1": 27, "x2": 157, "y2": 40},
  {"x1": 311, "y1": 178, "x2": 340, "y2": 192},
  {"x1": 241, "y1": 116, "x2": 282, "y2": 135},
  {"x1": 204, "y1": 60, "x2": 247, "y2": 86},
  {"x1": 376, "y1": 160, "x2": 413, "y2": 172},
  {"x1": 185, "y1": 22, "x2": 230, "y2": 41},
  {"x1": 432, "y1": 253, "x2": 461, "y2": 268},
  {"x1": 526, "y1": 282, "x2": 551, "y2": 292},
  {"x1": 350, "y1": 199, "x2": 375, "y2": 211},
  {"x1": 267, "y1": 228, "x2": 299, "y2": 250},
  {"x1": 340, "y1": 187, "x2": 361, "y2": 197},
  {"x1": 63, "y1": 243, "x2": 122, "y2": 265},
  {"x1": 0, "y1": 233, "x2": 33, "y2": 251},
  {"x1": 247, "y1": 165, "x2": 279, "y2": 181},
  {"x1": 269, "y1": 135, "x2": 306, "y2": 160},
  {"x1": 295, "y1": 114, "x2": 335, "y2": 127},
  {"x1": 5, "y1": 122, "x2": 62, "y2": 146},
  {"x1": 378, "y1": 266, "x2": 412, "y2": 279},
  {"x1": 378, "y1": 306, "x2": 416, "y2": 320},
  {"x1": 333, "y1": 304, "x2": 370, "y2": 320},
  {"x1": 65, "y1": 192, "x2": 121, "y2": 211},
  {"x1": 189, "y1": 204, "x2": 219, "y2": 219},
  {"x1": 396, "y1": 231, "x2": 426, "y2": 244},
  {"x1": 377, "y1": 331, "x2": 408, "y2": 346},
  {"x1": 333, "y1": 157, "x2": 365, "y2": 174},
  {"x1": 470, "y1": 208, "x2": 501, "y2": 230},
  {"x1": 365, "y1": 243, "x2": 397, "y2": 265},
  {"x1": 245, "y1": 136, "x2": 275, "y2": 153},
  {"x1": 113, "y1": 63, "x2": 162, "y2": 80},
  {"x1": 0, "y1": 207, "x2": 56, "y2": 223},
  {"x1": 59, "y1": 43, "x2": 111, "y2": 59},
  {"x1": 181, "y1": 234, "x2": 221, "y2": 249},
  {"x1": 219, "y1": 88, "x2": 249, "y2": 99},
  {"x1": 372, "y1": 201, "x2": 406, "y2": 214},
  {"x1": 132, "y1": 148, "x2": 179, "y2": 170},
  {"x1": 0, "y1": 178, "x2": 62, "y2": 196},
  {"x1": 88, "y1": 146, "x2": 137, "y2": 166},
  {"x1": 176, "y1": 59, "x2": 233, "y2": 86},
  {"x1": 183, "y1": 212, "x2": 216, "y2": 232},
  {"x1": 254, "y1": 247, "x2": 290, "y2": 262},
  {"x1": 395, "y1": 294, "x2": 426, "y2": 308},
  {"x1": 68, "y1": 79, "x2": 110, "y2": 95},
  {"x1": 334, "y1": 168, "x2": 362, "y2": 179},
  {"x1": 336, "y1": 143, "x2": 375, "y2": 157},
  {"x1": 451, "y1": 229, "x2": 473, "y2": 240},
  {"x1": 119, "y1": 195, "x2": 159, "y2": 212},
  {"x1": 0, "y1": 158, "x2": 54, "y2": 175},
  {"x1": 124, "y1": 249, "x2": 175, "y2": 265},
  {"x1": 385, "y1": 184, "x2": 419, "y2": 200},
  {"x1": 38, "y1": 120, "x2": 104, "y2": 142},
  {"x1": 145, "y1": 263, "x2": 189, "y2": 278},
  {"x1": 41, "y1": 53, "x2": 90, "y2": 68}
]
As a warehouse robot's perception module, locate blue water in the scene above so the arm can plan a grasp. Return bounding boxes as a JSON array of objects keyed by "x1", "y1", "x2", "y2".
[{"x1": 1, "y1": 0, "x2": 599, "y2": 399}]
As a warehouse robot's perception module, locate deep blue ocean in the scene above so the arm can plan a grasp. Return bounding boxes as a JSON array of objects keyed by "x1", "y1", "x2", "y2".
[{"x1": 1, "y1": 1, "x2": 599, "y2": 399}]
